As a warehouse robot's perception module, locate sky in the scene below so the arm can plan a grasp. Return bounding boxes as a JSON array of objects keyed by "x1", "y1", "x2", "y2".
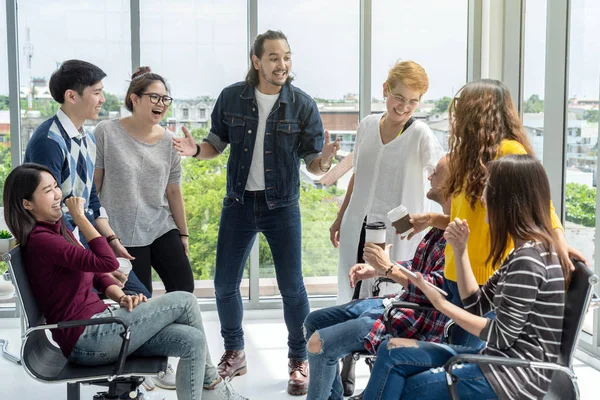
[{"x1": 0, "y1": 0, "x2": 599, "y2": 102}]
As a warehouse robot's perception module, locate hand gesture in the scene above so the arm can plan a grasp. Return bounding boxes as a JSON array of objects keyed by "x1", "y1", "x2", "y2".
[
  {"x1": 321, "y1": 130, "x2": 341, "y2": 166},
  {"x1": 349, "y1": 264, "x2": 377, "y2": 288},
  {"x1": 444, "y1": 218, "x2": 469, "y2": 254},
  {"x1": 109, "y1": 240, "x2": 135, "y2": 261},
  {"x1": 363, "y1": 243, "x2": 392, "y2": 274},
  {"x1": 180, "y1": 235, "x2": 189, "y2": 256},
  {"x1": 412, "y1": 272, "x2": 445, "y2": 307},
  {"x1": 405, "y1": 212, "x2": 431, "y2": 240},
  {"x1": 106, "y1": 270, "x2": 127, "y2": 288},
  {"x1": 172, "y1": 126, "x2": 197, "y2": 156},
  {"x1": 119, "y1": 293, "x2": 147, "y2": 312},
  {"x1": 329, "y1": 217, "x2": 342, "y2": 248},
  {"x1": 65, "y1": 196, "x2": 86, "y2": 220}
]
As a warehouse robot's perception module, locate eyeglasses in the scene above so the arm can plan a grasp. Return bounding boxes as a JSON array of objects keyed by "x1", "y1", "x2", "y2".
[
  {"x1": 387, "y1": 84, "x2": 419, "y2": 108},
  {"x1": 141, "y1": 93, "x2": 173, "y2": 107}
]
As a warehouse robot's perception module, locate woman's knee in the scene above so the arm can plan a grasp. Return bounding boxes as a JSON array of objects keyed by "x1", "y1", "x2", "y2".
[{"x1": 307, "y1": 332, "x2": 323, "y2": 355}]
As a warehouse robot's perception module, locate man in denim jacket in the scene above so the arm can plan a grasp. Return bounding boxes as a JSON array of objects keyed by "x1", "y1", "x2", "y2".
[{"x1": 173, "y1": 30, "x2": 340, "y2": 395}]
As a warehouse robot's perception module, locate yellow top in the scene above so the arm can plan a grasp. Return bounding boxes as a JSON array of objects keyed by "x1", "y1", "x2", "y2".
[{"x1": 444, "y1": 140, "x2": 563, "y2": 284}]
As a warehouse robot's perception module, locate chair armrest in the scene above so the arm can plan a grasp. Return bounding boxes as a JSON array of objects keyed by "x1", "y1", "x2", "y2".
[
  {"x1": 443, "y1": 354, "x2": 575, "y2": 400},
  {"x1": 26, "y1": 316, "x2": 132, "y2": 377}
]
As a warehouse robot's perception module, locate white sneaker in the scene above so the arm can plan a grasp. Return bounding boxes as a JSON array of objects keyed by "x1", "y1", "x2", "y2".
[
  {"x1": 202, "y1": 377, "x2": 249, "y2": 400},
  {"x1": 141, "y1": 377, "x2": 156, "y2": 391},
  {"x1": 151, "y1": 363, "x2": 176, "y2": 390}
]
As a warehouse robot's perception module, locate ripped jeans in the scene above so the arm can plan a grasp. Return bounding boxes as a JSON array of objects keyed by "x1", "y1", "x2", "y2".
[
  {"x1": 362, "y1": 339, "x2": 497, "y2": 400},
  {"x1": 304, "y1": 298, "x2": 384, "y2": 400}
]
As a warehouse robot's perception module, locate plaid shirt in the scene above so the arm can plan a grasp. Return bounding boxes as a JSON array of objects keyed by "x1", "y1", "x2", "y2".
[{"x1": 364, "y1": 228, "x2": 448, "y2": 354}]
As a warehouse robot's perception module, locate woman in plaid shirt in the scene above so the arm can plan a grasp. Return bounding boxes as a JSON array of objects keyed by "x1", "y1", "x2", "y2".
[{"x1": 304, "y1": 157, "x2": 450, "y2": 400}]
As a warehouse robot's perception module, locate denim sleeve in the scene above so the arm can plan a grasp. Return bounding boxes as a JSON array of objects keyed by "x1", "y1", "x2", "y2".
[
  {"x1": 298, "y1": 100, "x2": 324, "y2": 166},
  {"x1": 203, "y1": 91, "x2": 229, "y2": 153}
]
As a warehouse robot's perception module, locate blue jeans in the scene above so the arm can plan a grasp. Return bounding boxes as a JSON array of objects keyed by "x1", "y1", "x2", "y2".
[
  {"x1": 304, "y1": 298, "x2": 384, "y2": 400},
  {"x1": 215, "y1": 191, "x2": 310, "y2": 360},
  {"x1": 363, "y1": 339, "x2": 497, "y2": 400},
  {"x1": 70, "y1": 291, "x2": 219, "y2": 400},
  {"x1": 443, "y1": 278, "x2": 485, "y2": 349}
]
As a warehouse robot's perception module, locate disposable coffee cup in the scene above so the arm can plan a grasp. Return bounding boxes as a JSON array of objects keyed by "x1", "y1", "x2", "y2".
[
  {"x1": 116, "y1": 257, "x2": 132, "y2": 277},
  {"x1": 387, "y1": 205, "x2": 414, "y2": 236},
  {"x1": 364, "y1": 221, "x2": 386, "y2": 249}
]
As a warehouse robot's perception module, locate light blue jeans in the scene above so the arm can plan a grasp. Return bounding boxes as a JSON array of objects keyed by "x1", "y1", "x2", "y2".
[
  {"x1": 69, "y1": 291, "x2": 219, "y2": 400},
  {"x1": 362, "y1": 339, "x2": 497, "y2": 400},
  {"x1": 304, "y1": 298, "x2": 384, "y2": 400}
]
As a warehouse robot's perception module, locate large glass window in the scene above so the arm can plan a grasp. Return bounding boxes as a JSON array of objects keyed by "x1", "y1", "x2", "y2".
[
  {"x1": 256, "y1": 0, "x2": 360, "y2": 297},
  {"x1": 522, "y1": 0, "x2": 546, "y2": 161},
  {"x1": 1, "y1": 0, "x2": 11, "y2": 278},
  {"x1": 372, "y1": 0, "x2": 468, "y2": 153},
  {"x1": 17, "y1": 0, "x2": 131, "y2": 152},
  {"x1": 141, "y1": 0, "x2": 248, "y2": 298},
  {"x1": 565, "y1": 0, "x2": 600, "y2": 335}
]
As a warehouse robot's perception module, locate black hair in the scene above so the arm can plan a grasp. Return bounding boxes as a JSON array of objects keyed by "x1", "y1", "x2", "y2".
[
  {"x1": 245, "y1": 30, "x2": 293, "y2": 87},
  {"x1": 49, "y1": 60, "x2": 107, "y2": 104},
  {"x1": 3, "y1": 163, "x2": 73, "y2": 246}
]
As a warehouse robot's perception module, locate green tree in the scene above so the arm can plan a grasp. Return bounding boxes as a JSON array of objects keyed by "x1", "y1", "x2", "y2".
[
  {"x1": 524, "y1": 94, "x2": 544, "y2": 113},
  {"x1": 181, "y1": 127, "x2": 344, "y2": 280},
  {"x1": 565, "y1": 182, "x2": 596, "y2": 227},
  {"x1": 583, "y1": 109, "x2": 599, "y2": 123},
  {"x1": 433, "y1": 96, "x2": 452, "y2": 113},
  {"x1": 0, "y1": 95, "x2": 9, "y2": 110},
  {"x1": 100, "y1": 91, "x2": 121, "y2": 116}
]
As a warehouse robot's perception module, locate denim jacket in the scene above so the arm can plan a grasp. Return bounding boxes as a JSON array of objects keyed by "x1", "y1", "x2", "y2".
[{"x1": 204, "y1": 81, "x2": 324, "y2": 209}]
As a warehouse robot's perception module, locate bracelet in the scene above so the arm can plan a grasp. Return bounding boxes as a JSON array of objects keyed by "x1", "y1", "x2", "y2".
[
  {"x1": 193, "y1": 143, "x2": 201, "y2": 157},
  {"x1": 106, "y1": 234, "x2": 120, "y2": 243},
  {"x1": 385, "y1": 264, "x2": 395, "y2": 276},
  {"x1": 179, "y1": 233, "x2": 189, "y2": 237},
  {"x1": 319, "y1": 158, "x2": 331, "y2": 173}
]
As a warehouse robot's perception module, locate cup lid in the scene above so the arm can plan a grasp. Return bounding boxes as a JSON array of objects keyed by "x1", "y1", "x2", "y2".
[
  {"x1": 365, "y1": 221, "x2": 386, "y2": 230},
  {"x1": 387, "y1": 204, "x2": 408, "y2": 221}
]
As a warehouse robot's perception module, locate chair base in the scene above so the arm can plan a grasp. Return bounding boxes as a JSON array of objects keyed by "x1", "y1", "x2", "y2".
[
  {"x1": 67, "y1": 377, "x2": 145, "y2": 400},
  {"x1": 0, "y1": 339, "x2": 21, "y2": 364}
]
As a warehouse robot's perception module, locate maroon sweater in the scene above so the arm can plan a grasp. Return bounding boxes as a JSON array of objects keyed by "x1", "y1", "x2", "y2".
[{"x1": 24, "y1": 220, "x2": 119, "y2": 357}]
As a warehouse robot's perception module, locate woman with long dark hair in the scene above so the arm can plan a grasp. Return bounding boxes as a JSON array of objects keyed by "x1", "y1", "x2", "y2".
[
  {"x1": 3, "y1": 163, "x2": 246, "y2": 400},
  {"x1": 407, "y1": 79, "x2": 584, "y2": 347},
  {"x1": 362, "y1": 154, "x2": 569, "y2": 399}
]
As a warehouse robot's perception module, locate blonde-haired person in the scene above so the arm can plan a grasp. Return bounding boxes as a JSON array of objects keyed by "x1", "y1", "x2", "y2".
[
  {"x1": 328, "y1": 60, "x2": 443, "y2": 395},
  {"x1": 331, "y1": 60, "x2": 443, "y2": 303},
  {"x1": 408, "y1": 79, "x2": 586, "y2": 348}
]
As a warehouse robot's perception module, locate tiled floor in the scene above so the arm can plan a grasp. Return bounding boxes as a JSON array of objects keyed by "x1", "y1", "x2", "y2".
[{"x1": 0, "y1": 309, "x2": 599, "y2": 399}]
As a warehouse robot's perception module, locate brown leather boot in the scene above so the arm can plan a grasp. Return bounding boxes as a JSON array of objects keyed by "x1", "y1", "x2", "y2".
[
  {"x1": 217, "y1": 350, "x2": 247, "y2": 379},
  {"x1": 287, "y1": 359, "x2": 309, "y2": 395}
]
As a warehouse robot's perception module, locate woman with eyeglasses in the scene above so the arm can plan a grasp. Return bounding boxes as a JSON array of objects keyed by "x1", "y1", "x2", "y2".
[
  {"x1": 331, "y1": 60, "x2": 443, "y2": 304},
  {"x1": 93, "y1": 67, "x2": 193, "y2": 301},
  {"x1": 327, "y1": 60, "x2": 443, "y2": 395}
]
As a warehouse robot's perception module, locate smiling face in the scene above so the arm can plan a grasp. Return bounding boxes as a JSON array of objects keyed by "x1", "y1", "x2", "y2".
[
  {"x1": 253, "y1": 39, "x2": 292, "y2": 93},
  {"x1": 383, "y1": 81, "x2": 421, "y2": 125},
  {"x1": 69, "y1": 81, "x2": 105, "y2": 121},
  {"x1": 22, "y1": 171, "x2": 63, "y2": 224},
  {"x1": 131, "y1": 80, "x2": 170, "y2": 124}
]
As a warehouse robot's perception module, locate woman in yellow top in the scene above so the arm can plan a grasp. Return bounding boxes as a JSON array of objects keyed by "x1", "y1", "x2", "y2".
[{"x1": 409, "y1": 79, "x2": 586, "y2": 347}]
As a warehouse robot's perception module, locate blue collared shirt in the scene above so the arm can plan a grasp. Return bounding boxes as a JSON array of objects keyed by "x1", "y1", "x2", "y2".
[{"x1": 204, "y1": 82, "x2": 324, "y2": 209}]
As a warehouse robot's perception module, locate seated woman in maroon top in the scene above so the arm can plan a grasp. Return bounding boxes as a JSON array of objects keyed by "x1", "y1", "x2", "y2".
[{"x1": 2, "y1": 163, "x2": 247, "y2": 400}]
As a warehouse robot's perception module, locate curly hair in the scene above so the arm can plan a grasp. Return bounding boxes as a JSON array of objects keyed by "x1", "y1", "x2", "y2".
[{"x1": 444, "y1": 79, "x2": 534, "y2": 209}]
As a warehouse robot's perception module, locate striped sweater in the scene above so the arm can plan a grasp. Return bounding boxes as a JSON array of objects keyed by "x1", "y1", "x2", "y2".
[{"x1": 463, "y1": 241, "x2": 565, "y2": 400}]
